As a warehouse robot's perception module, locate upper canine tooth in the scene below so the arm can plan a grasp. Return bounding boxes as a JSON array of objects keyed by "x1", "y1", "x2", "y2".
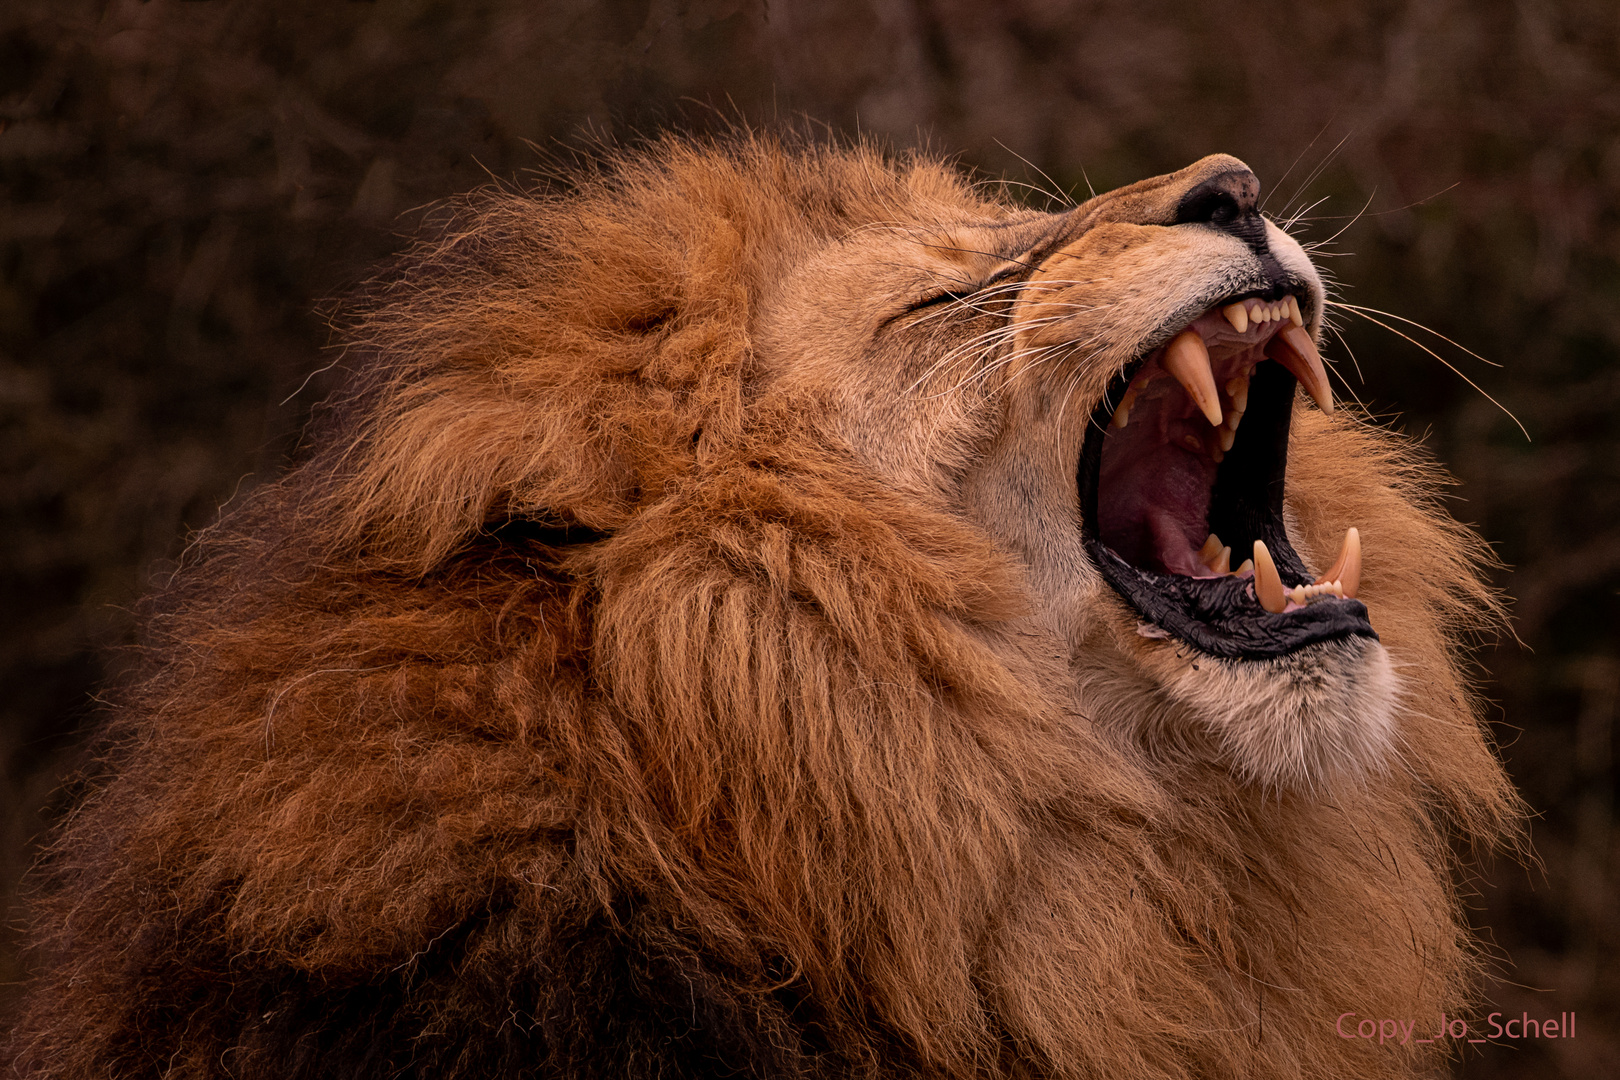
[
  {"x1": 1222, "y1": 303, "x2": 1249, "y2": 334},
  {"x1": 1312, "y1": 526, "x2": 1361, "y2": 598},
  {"x1": 1163, "y1": 330, "x2": 1223, "y2": 427},
  {"x1": 1252, "y1": 540, "x2": 1287, "y2": 613},
  {"x1": 1265, "y1": 325, "x2": 1334, "y2": 414},
  {"x1": 1286, "y1": 295, "x2": 1304, "y2": 326}
]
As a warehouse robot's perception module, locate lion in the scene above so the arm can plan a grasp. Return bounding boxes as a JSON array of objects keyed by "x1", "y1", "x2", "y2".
[{"x1": 5, "y1": 135, "x2": 1520, "y2": 1079}]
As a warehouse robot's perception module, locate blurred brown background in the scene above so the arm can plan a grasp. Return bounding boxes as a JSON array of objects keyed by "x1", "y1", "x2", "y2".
[{"x1": 2, "y1": 0, "x2": 1616, "y2": 1075}]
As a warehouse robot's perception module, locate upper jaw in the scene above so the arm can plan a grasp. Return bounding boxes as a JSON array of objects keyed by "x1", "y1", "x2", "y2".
[{"x1": 1077, "y1": 288, "x2": 1376, "y2": 661}]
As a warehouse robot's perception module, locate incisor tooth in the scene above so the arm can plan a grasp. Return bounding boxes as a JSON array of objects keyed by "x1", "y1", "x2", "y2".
[
  {"x1": 1265, "y1": 325, "x2": 1333, "y2": 414},
  {"x1": 1222, "y1": 303, "x2": 1249, "y2": 334},
  {"x1": 1252, "y1": 540, "x2": 1287, "y2": 613},
  {"x1": 1163, "y1": 330, "x2": 1223, "y2": 427},
  {"x1": 1286, "y1": 295, "x2": 1304, "y2": 327},
  {"x1": 1286, "y1": 581, "x2": 1346, "y2": 605},
  {"x1": 1249, "y1": 301, "x2": 1266, "y2": 324},
  {"x1": 1313, "y1": 527, "x2": 1361, "y2": 598}
]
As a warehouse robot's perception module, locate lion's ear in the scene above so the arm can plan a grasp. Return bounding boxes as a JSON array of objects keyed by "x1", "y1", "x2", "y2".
[
  {"x1": 321, "y1": 367, "x2": 645, "y2": 572},
  {"x1": 317, "y1": 188, "x2": 753, "y2": 574}
]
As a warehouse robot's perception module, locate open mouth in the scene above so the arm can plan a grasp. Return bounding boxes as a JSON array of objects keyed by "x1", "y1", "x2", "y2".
[{"x1": 1078, "y1": 295, "x2": 1377, "y2": 660}]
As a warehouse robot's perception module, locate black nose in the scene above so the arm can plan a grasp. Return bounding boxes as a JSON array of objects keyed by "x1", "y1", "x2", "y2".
[
  {"x1": 1174, "y1": 168, "x2": 1262, "y2": 229},
  {"x1": 1173, "y1": 167, "x2": 1281, "y2": 285}
]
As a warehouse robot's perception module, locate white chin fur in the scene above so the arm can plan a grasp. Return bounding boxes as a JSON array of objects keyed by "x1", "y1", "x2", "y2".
[{"x1": 1161, "y1": 636, "x2": 1399, "y2": 791}]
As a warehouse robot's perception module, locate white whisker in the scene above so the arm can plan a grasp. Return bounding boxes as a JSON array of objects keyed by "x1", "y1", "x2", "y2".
[{"x1": 1324, "y1": 302, "x2": 1528, "y2": 438}]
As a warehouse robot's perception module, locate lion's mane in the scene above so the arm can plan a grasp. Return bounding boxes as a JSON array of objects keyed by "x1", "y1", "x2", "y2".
[{"x1": 6, "y1": 137, "x2": 1520, "y2": 1080}]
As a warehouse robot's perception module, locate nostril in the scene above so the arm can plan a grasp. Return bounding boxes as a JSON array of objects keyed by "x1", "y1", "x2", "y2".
[
  {"x1": 1174, "y1": 169, "x2": 1261, "y2": 229},
  {"x1": 1180, "y1": 190, "x2": 1242, "y2": 227}
]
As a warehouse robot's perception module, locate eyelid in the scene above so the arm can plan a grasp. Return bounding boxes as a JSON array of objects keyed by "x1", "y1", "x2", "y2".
[
  {"x1": 883, "y1": 247, "x2": 1037, "y2": 331},
  {"x1": 904, "y1": 259, "x2": 1032, "y2": 312},
  {"x1": 873, "y1": 286, "x2": 977, "y2": 334},
  {"x1": 904, "y1": 288, "x2": 976, "y2": 314}
]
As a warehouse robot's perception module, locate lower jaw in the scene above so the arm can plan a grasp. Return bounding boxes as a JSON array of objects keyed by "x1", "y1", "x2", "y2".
[{"x1": 1086, "y1": 538, "x2": 1378, "y2": 660}]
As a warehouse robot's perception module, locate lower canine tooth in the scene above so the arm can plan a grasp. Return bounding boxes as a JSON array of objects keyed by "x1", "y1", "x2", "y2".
[
  {"x1": 1164, "y1": 330, "x2": 1224, "y2": 427},
  {"x1": 1252, "y1": 540, "x2": 1287, "y2": 613},
  {"x1": 1313, "y1": 527, "x2": 1361, "y2": 598},
  {"x1": 1265, "y1": 325, "x2": 1334, "y2": 414}
]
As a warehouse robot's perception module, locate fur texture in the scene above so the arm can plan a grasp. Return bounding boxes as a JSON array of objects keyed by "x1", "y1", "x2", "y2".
[{"x1": 6, "y1": 136, "x2": 1520, "y2": 1079}]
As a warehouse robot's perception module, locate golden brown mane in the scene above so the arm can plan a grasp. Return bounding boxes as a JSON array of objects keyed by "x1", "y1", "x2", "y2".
[{"x1": 6, "y1": 135, "x2": 1520, "y2": 1080}]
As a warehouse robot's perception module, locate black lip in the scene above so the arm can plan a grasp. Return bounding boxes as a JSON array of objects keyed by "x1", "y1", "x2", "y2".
[{"x1": 1078, "y1": 317, "x2": 1378, "y2": 661}]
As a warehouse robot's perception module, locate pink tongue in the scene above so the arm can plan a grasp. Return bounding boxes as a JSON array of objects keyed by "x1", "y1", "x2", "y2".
[{"x1": 1097, "y1": 437, "x2": 1214, "y2": 576}]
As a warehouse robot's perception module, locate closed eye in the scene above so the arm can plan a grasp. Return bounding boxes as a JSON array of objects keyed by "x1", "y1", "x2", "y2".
[
  {"x1": 875, "y1": 281, "x2": 986, "y2": 332},
  {"x1": 903, "y1": 288, "x2": 978, "y2": 314},
  {"x1": 894, "y1": 262, "x2": 1036, "y2": 322}
]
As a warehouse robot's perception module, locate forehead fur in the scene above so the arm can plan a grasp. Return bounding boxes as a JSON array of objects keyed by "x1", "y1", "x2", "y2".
[{"x1": 331, "y1": 136, "x2": 1009, "y2": 571}]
